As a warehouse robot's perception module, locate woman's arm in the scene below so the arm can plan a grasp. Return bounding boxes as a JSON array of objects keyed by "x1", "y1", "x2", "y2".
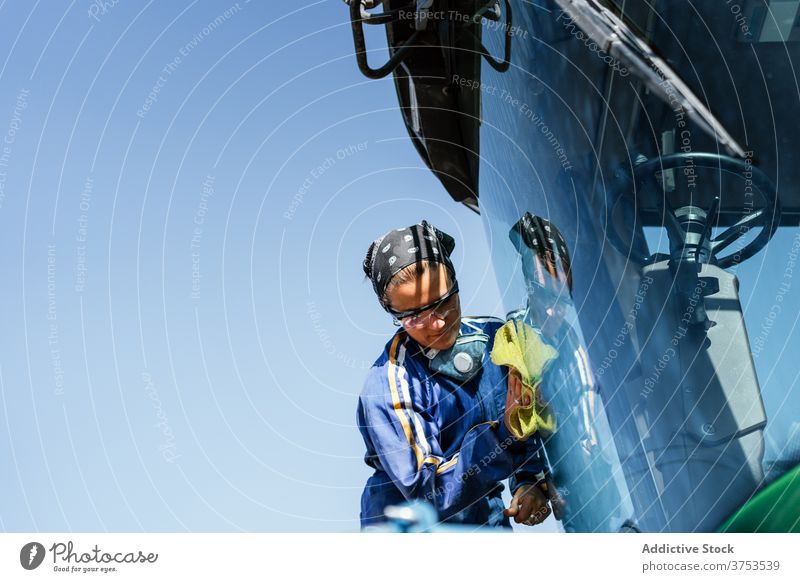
[{"x1": 360, "y1": 342, "x2": 524, "y2": 520}]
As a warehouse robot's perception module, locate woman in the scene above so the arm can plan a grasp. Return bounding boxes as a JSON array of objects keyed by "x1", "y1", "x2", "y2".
[{"x1": 356, "y1": 220, "x2": 552, "y2": 529}]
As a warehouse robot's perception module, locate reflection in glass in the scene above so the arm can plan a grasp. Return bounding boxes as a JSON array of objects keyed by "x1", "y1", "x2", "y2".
[
  {"x1": 506, "y1": 213, "x2": 633, "y2": 532},
  {"x1": 474, "y1": 1, "x2": 800, "y2": 532}
]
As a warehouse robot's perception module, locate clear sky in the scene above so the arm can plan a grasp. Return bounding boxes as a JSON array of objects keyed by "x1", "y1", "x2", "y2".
[{"x1": 0, "y1": 0, "x2": 528, "y2": 532}]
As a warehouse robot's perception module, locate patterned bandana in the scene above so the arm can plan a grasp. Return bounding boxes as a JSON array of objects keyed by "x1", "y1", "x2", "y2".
[
  {"x1": 363, "y1": 220, "x2": 456, "y2": 308},
  {"x1": 509, "y1": 212, "x2": 573, "y2": 295}
]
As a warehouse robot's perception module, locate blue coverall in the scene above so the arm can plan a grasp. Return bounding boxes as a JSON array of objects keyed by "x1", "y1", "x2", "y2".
[{"x1": 357, "y1": 316, "x2": 545, "y2": 529}]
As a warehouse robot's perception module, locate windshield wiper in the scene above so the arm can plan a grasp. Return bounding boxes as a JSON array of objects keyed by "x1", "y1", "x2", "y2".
[{"x1": 553, "y1": 0, "x2": 747, "y2": 158}]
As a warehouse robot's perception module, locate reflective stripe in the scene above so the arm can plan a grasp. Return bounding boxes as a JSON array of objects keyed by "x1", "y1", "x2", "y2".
[
  {"x1": 581, "y1": 394, "x2": 592, "y2": 433},
  {"x1": 575, "y1": 345, "x2": 594, "y2": 388},
  {"x1": 422, "y1": 455, "x2": 442, "y2": 468},
  {"x1": 575, "y1": 348, "x2": 589, "y2": 386},
  {"x1": 397, "y1": 341, "x2": 440, "y2": 468},
  {"x1": 387, "y1": 335, "x2": 425, "y2": 469},
  {"x1": 388, "y1": 335, "x2": 443, "y2": 470},
  {"x1": 435, "y1": 453, "x2": 460, "y2": 474}
]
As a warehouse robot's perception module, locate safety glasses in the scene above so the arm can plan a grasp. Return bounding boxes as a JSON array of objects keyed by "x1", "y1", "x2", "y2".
[{"x1": 388, "y1": 281, "x2": 460, "y2": 328}]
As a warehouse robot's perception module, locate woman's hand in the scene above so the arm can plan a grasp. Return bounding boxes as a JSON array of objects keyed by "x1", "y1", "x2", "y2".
[
  {"x1": 507, "y1": 370, "x2": 531, "y2": 408},
  {"x1": 503, "y1": 483, "x2": 551, "y2": 525},
  {"x1": 504, "y1": 370, "x2": 531, "y2": 440}
]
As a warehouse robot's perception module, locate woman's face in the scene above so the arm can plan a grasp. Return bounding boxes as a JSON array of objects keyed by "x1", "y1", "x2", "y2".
[{"x1": 384, "y1": 263, "x2": 461, "y2": 351}]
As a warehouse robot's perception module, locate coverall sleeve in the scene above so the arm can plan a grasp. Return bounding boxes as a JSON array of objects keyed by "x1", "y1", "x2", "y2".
[
  {"x1": 361, "y1": 364, "x2": 522, "y2": 520},
  {"x1": 508, "y1": 434, "x2": 546, "y2": 494}
]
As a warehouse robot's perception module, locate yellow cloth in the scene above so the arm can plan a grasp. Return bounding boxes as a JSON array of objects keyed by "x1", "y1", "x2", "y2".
[{"x1": 490, "y1": 319, "x2": 558, "y2": 439}]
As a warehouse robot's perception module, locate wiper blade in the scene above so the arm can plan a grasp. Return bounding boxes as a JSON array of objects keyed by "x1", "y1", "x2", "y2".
[{"x1": 553, "y1": 0, "x2": 747, "y2": 158}]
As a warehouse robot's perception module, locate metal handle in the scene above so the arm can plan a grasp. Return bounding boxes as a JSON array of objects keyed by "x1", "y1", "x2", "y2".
[
  {"x1": 348, "y1": 0, "x2": 421, "y2": 79},
  {"x1": 473, "y1": 0, "x2": 513, "y2": 73}
]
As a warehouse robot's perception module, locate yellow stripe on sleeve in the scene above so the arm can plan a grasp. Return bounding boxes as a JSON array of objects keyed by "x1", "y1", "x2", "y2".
[
  {"x1": 387, "y1": 335, "x2": 426, "y2": 469},
  {"x1": 435, "y1": 453, "x2": 460, "y2": 475}
]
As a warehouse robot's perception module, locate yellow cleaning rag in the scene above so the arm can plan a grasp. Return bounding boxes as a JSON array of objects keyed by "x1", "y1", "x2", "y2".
[{"x1": 490, "y1": 319, "x2": 558, "y2": 439}]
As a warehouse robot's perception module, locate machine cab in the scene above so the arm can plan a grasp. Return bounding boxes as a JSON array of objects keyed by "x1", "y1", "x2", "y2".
[{"x1": 346, "y1": 0, "x2": 800, "y2": 532}]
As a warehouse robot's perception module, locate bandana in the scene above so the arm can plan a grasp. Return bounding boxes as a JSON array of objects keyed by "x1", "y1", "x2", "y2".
[
  {"x1": 363, "y1": 220, "x2": 456, "y2": 307},
  {"x1": 509, "y1": 212, "x2": 573, "y2": 295}
]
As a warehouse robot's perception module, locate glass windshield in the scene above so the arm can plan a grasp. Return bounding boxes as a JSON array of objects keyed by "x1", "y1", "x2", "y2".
[{"x1": 473, "y1": 0, "x2": 800, "y2": 532}]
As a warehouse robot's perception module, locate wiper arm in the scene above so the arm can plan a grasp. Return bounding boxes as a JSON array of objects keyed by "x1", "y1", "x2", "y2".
[{"x1": 553, "y1": 0, "x2": 747, "y2": 158}]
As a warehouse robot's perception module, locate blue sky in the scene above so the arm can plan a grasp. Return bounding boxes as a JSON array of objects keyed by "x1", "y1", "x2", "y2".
[{"x1": 0, "y1": 0, "x2": 520, "y2": 532}]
